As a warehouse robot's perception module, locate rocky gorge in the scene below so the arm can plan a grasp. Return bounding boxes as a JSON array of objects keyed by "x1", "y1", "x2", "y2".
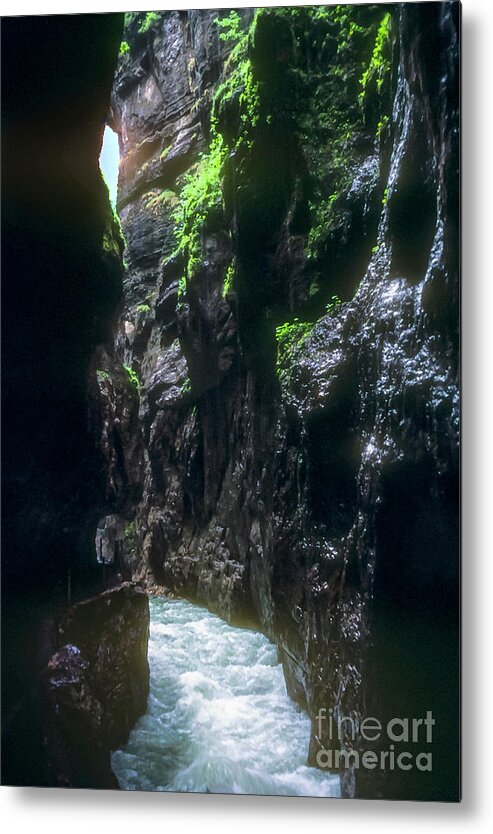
[
  {"x1": 2, "y1": 5, "x2": 460, "y2": 801},
  {"x1": 103, "y1": 5, "x2": 459, "y2": 800}
]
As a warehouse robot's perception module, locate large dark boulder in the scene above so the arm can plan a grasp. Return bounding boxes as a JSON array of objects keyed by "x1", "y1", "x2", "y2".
[{"x1": 45, "y1": 583, "x2": 149, "y2": 789}]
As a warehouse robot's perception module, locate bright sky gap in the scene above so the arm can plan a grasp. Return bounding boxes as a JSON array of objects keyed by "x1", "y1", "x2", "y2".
[{"x1": 100, "y1": 125, "x2": 120, "y2": 207}]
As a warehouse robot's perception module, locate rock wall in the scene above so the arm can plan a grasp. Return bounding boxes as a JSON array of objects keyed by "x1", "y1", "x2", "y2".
[
  {"x1": 109, "y1": 5, "x2": 460, "y2": 801},
  {"x1": 2, "y1": 14, "x2": 130, "y2": 597},
  {"x1": 45, "y1": 584, "x2": 149, "y2": 789},
  {"x1": 1, "y1": 13, "x2": 150, "y2": 788}
]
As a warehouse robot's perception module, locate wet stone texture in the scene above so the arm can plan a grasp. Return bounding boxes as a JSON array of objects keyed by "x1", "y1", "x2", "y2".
[
  {"x1": 105, "y1": 6, "x2": 460, "y2": 800},
  {"x1": 45, "y1": 584, "x2": 150, "y2": 789}
]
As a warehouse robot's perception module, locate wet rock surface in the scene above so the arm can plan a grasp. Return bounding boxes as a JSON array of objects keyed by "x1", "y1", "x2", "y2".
[
  {"x1": 45, "y1": 583, "x2": 150, "y2": 789},
  {"x1": 0, "y1": 5, "x2": 459, "y2": 799},
  {"x1": 108, "y1": 6, "x2": 460, "y2": 800}
]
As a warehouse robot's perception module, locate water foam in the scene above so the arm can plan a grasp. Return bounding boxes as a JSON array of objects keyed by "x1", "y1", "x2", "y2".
[{"x1": 111, "y1": 596, "x2": 340, "y2": 797}]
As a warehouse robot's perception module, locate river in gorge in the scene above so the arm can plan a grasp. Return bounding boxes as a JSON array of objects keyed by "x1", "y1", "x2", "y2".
[{"x1": 111, "y1": 596, "x2": 341, "y2": 797}]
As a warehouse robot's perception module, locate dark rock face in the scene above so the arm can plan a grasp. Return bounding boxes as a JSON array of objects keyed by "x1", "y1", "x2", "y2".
[
  {"x1": 45, "y1": 584, "x2": 149, "y2": 789},
  {"x1": 1, "y1": 14, "x2": 152, "y2": 788},
  {"x1": 2, "y1": 14, "x2": 126, "y2": 596},
  {"x1": 108, "y1": 5, "x2": 459, "y2": 801}
]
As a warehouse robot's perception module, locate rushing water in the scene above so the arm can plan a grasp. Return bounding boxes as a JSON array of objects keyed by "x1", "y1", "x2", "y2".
[{"x1": 111, "y1": 596, "x2": 340, "y2": 797}]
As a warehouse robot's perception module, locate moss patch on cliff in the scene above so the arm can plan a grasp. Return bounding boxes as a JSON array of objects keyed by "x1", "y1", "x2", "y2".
[
  {"x1": 359, "y1": 11, "x2": 392, "y2": 103},
  {"x1": 173, "y1": 136, "x2": 226, "y2": 282},
  {"x1": 172, "y1": 5, "x2": 394, "y2": 323},
  {"x1": 285, "y1": 5, "x2": 389, "y2": 263},
  {"x1": 172, "y1": 12, "x2": 261, "y2": 299},
  {"x1": 101, "y1": 177, "x2": 125, "y2": 259},
  {"x1": 222, "y1": 260, "x2": 236, "y2": 299},
  {"x1": 123, "y1": 365, "x2": 140, "y2": 392},
  {"x1": 275, "y1": 318, "x2": 314, "y2": 383},
  {"x1": 124, "y1": 520, "x2": 137, "y2": 557}
]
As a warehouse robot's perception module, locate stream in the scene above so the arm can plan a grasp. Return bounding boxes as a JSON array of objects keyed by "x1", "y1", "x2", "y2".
[{"x1": 111, "y1": 596, "x2": 340, "y2": 796}]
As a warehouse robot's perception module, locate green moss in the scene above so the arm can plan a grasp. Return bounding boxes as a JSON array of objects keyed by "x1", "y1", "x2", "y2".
[
  {"x1": 212, "y1": 28, "x2": 261, "y2": 138},
  {"x1": 138, "y1": 12, "x2": 160, "y2": 35},
  {"x1": 123, "y1": 12, "x2": 139, "y2": 28},
  {"x1": 283, "y1": 5, "x2": 380, "y2": 264},
  {"x1": 171, "y1": 9, "x2": 268, "y2": 300},
  {"x1": 307, "y1": 193, "x2": 340, "y2": 260},
  {"x1": 172, "y1": 135, "x2": 226, "y2": 282},
  {"x1": 177, "y1": 275, "x2": 187, "y2": 298},
  {"x1": 123, "y1": 365, "x2": 140, "y2": 391},
  {"x1": 359, "y1": 12, "x2": 392, "y2": 103},
  {"x1": 172, "y1": 6, "x2": 391, "y2": 313},
  {"x1": 376, "y1": 114, "x2": 389, "y2": 140},
  {"x1": 137, "y1": 303, "x2": 151, "y2": 313},
  {"x1": 96, "y1": 369, "x2": 110, "y2": 382},
  {"x1": 145, "y1": 189, "x2": 178, "y2": 212},
  {"x1": 211, "y1": 12, "x2": 262, "y2": 149},
  {"x1": 171, "y1": 10, "x2": 270, "y2": 298},
  {"x1": 124, "y1": 520, "x2": 137, "y2": 556},
  {"x1": 102, "y1": 219, "x2": 124, "y2": 258},
  {"x1": 276, "y1": 318, "x2": 313, "y2": 347},
  {"x1": 325, "y1": 294, "x2": 342, "y2": 314},
  {"x1": 275, "y1": 318, "x2": 313, "y2": 384},
  {"x1": 214, "y1": 10, "x2": 243, "y2": 44},
  {"x1": 222, "y1": 261, "x2": 236, "y2": 298},
  {"x1": 100, "y1": 175, "x2": 125, "y2": 258}
]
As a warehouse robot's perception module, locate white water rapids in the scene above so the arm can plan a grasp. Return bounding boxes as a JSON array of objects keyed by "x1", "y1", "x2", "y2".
[{"x1": 111, "y1": 596, "x2": 340, "y2": 797}]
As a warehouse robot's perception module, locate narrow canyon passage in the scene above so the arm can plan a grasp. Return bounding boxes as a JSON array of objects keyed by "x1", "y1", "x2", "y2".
[
  {"x1": 1, "y1": 7, "x2": 459, "y2": 799},
  {"x1": 101, "y1": 6, "x2": 459, "y2": 799},
  {"x1": 111, "y1": 597, "x2": 340, "y2": 797}
]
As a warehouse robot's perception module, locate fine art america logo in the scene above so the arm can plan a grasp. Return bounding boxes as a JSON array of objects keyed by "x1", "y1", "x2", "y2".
[{"x1": 315, "y1": 709, "x2": 435, "y2": 772}]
